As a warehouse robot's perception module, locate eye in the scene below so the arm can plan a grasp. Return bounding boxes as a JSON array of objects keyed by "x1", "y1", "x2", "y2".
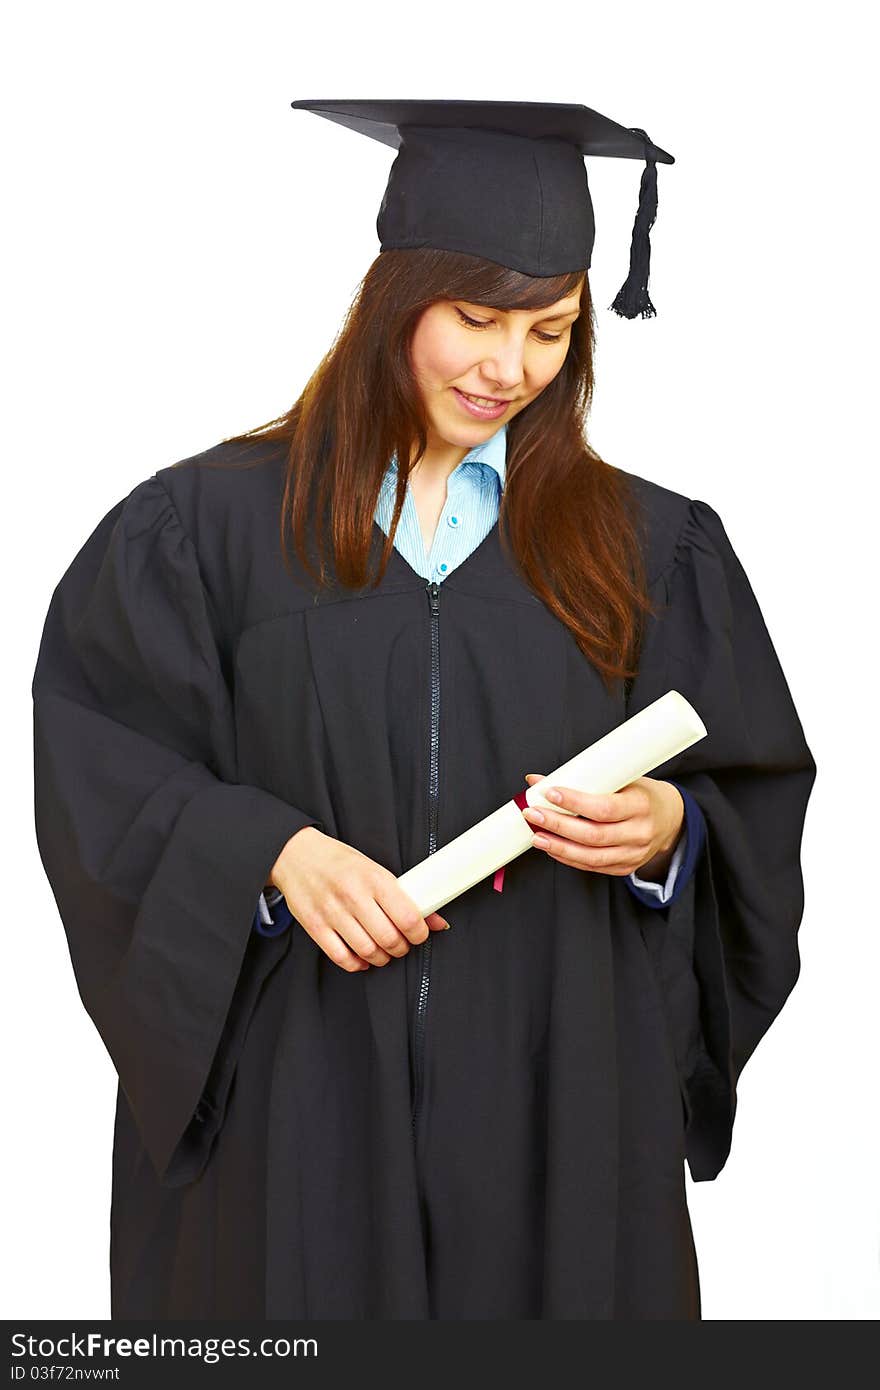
[
  {"x1": 454, "y1": 306, "x2": 564, "y2": 344},
  {"x1": 455, "y1": 307, "x2": 492, "y2": 330}
]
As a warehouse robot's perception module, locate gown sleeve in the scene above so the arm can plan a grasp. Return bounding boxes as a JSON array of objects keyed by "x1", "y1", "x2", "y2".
[
  {"x1": 31, "y1": 474, "x2": 324, "y2": 1187},
  {"x1": 625, "y1": 498, "x2": 817, "y2": 1181}
]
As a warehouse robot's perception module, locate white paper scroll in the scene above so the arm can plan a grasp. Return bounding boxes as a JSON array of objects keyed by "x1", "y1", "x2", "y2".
[{"x1": 397, "y1": 689, "x2": 707, "y2": 917}]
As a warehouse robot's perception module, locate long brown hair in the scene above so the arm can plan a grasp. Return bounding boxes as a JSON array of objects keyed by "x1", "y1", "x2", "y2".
[{"x1": 222, "y1": 248, "x2": 658, "y2": 695}]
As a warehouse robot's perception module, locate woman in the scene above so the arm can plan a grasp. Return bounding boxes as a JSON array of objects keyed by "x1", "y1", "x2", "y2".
[{"x1": 32, "y1": 101, "x2": 816, "y2": 1320}]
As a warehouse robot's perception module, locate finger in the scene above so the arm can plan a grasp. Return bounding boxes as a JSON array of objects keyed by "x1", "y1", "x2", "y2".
[
  {"x1": 355, "y1": 899, "x2": 450, "y2": 954},
  {"x1": 310, "y1": 923, "x2": 374, "y2": 972},
  {"x1": 524, "y1": 814, "x2": 600, "y2": 850},
  {"x1": 536, "y1": 784, "x2": 633, "y2": 823},
  {"x1": 528, "y1": 829, "x2": 635, "y2": 873},
  {"x1": 333, "y1": 914, "x2": 396, "y2": 966},
  {"x1": 525, "y1": 775, "x2": 594, "y2": 817},
  {"x1": 524, "y1": 776, "x2": 639, "y2": 842},
  {"x1": 524, "y1": 773, "x2": 607, "y2": 842},
  {"x1": 374, "y1": 880, "x2": 432, "y2": 945},
  {"x1": 426, "y1": 911, "x2": 453, "y2": 931},
  {"x1": 525, "y1": 802, "x2": 648, "y2": 851},
  {"x1": 522, "y1": 798, "x2": 613, "y2": 848},
  {"x1": 349, "y1": 897, "x2": 414, "y2": 958},
  {"x1": 351, "y1": 899, "x2": 450, "y2": 954}
]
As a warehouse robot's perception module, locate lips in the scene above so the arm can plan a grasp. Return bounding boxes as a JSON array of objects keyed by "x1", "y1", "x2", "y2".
[
  {"x1": 460, "y1": 390, "x2": 510, "y2": 404},
  {"x1": 452, "y1": 387, "x2": 512, "y2": 420}
]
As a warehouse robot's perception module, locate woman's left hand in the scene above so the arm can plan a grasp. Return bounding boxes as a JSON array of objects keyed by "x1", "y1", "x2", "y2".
[{"x1": 521, "y1": 774, "x2": 685, "y2": 880}]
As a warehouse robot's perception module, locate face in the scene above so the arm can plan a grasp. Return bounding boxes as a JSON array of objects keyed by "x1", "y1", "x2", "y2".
[{"x1": 409, "y1": 283, "x2": 583, "y2": 448}]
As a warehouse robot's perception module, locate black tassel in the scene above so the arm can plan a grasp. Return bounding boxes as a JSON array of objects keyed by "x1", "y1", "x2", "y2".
[{"x1": 610, "y1": 127, "x2": 659, "y2": 320}]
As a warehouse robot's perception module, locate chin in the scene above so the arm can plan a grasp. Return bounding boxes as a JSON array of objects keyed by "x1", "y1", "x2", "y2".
[
  {"x1": 437, "y1": 423, "x2": 493, "y2": 451},
  {"x1": 428, "y1": 407, "x2": 490, "y2": 444}
]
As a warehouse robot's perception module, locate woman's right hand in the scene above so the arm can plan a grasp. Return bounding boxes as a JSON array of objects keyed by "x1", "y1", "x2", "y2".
[{"x1": 268, "y1": 826, "x2": 451, "y2": 972}]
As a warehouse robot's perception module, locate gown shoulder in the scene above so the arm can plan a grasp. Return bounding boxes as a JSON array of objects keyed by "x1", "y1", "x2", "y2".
[{"x1": 154, "y1": 435, "x2": 289, "y2": 544}]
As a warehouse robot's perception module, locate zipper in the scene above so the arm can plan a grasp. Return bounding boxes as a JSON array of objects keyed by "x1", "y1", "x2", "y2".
[{"x1": 411, "y1": 578, "x2": 442, "y2": 1132}]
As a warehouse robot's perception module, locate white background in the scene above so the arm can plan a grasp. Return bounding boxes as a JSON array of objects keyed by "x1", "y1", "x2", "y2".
[{"x1": 4, "y1": 0, "x2": 877, "y2": 1321}]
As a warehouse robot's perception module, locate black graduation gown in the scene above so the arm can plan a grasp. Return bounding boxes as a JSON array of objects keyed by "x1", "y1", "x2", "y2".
[{"x1": 31, "y1": 438, "x2": 816, "y2": 1320}]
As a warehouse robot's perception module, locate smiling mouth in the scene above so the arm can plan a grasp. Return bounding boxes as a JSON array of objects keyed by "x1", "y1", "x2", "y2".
[{"x1": 458, "y1": 389, "x2": 513, "y2": 405}]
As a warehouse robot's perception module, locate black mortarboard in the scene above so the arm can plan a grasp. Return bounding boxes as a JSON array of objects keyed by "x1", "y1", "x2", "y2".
[{"x1": 290, "y1": 98, "x2": 675, "y2": 319}]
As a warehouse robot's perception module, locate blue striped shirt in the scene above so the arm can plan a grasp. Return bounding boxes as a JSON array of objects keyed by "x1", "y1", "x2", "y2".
[{"x1": 255, "y1": 422, "x2": 705, "y2": 936}]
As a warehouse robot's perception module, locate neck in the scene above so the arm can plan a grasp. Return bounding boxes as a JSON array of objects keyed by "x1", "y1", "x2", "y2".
[{"x1": 407, "y1": 433, "x2": 471, "y2": 486}]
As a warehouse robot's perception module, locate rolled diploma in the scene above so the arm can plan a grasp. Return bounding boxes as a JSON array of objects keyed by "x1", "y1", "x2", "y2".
[{"x1": 397, "y1": 689, "x2": 707, "y2": 917}]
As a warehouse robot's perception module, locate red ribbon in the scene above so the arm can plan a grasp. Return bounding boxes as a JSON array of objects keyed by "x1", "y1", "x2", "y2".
[{"x1": 493, "y1": 789, "x2": 531, "y2": 893}]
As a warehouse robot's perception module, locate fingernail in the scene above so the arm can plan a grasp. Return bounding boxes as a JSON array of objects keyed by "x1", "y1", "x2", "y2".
[
  {"x1": 524, "y1": 808, "x2": 544, "y2": 823},
  {"x1": 442, "y1": 920, "x2": 452, "y2": 929},
  {"x1": 547, "y1": 789, "x2": 562, "y2": 803},
  {"x1": 533, "y1": 834, "x2": 550, "y2": 848}
]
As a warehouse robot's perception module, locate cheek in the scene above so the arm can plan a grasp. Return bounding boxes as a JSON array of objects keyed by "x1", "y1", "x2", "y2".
[
  {"x1": 529, "y1": 347, "x2": 569, "y2": 391},
  {"x1": 411, "y1": 317, "x2": 472, "y2": 386}
]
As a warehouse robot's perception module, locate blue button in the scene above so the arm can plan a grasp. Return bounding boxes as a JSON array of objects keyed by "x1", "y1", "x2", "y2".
[
  {"x1": 439, "y1": 562, "x2": 448, "y2": 572},
  {"x1": 448, "y1": 514, "x2": 459, "y2": 527}
]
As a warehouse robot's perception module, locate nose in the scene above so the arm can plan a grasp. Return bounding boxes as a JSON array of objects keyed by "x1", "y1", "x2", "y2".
[{"x1": 479, "y1": 339, "x2": 526, "y2": 393}]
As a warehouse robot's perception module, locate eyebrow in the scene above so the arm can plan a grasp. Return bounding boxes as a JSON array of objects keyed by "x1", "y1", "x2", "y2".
[{"x1": 461, "y1": 302, "x2": 581, "y2": 324}]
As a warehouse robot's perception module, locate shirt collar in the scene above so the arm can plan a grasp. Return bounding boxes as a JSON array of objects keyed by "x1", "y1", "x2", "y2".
[{"x1": 385, "y1": 421, "x2": 507, "y2": 493}]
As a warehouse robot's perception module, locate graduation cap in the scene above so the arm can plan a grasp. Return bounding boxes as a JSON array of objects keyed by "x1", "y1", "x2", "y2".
[{"x1": 290, "y1": 98, "x2": 675, "y2": 319}]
